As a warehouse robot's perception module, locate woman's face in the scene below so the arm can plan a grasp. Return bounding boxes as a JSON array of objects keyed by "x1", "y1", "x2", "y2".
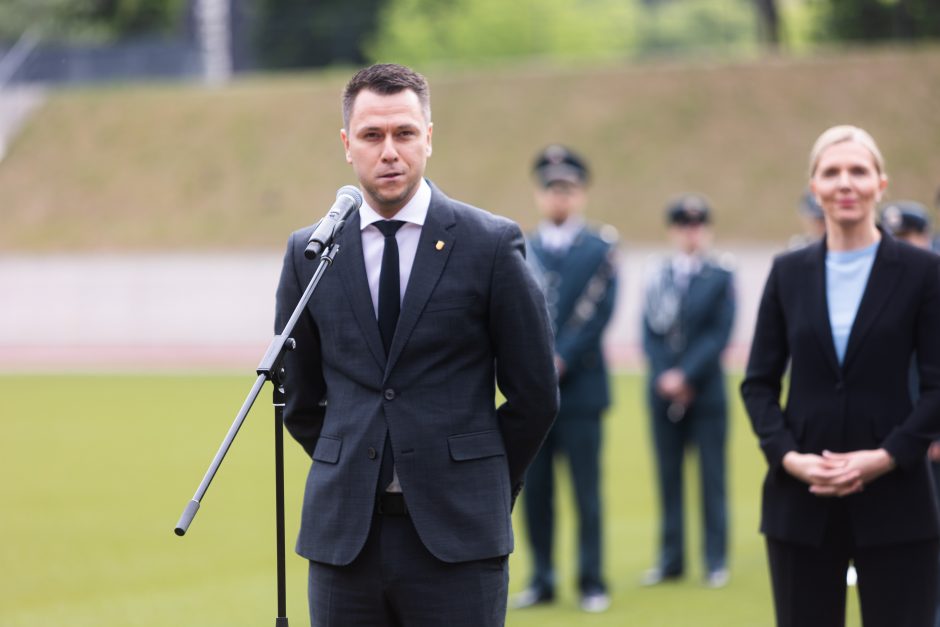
[{"x1": 810, "y1": 140, "x2": 887, "y2": 230}]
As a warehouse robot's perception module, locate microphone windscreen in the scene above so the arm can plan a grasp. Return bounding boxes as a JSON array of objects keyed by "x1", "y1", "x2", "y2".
[{"x1": 337, "y1": 185, "x2": 363, "y2": 208}]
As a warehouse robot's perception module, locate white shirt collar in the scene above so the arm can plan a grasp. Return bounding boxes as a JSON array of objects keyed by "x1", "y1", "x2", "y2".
[
  {"x1": 538, "y1": 216, "x2": 584, "y2": 252},
  {"x1": 672, "y1": 253, "x2": 704, "y2": 276},
  {"x1": 359, "y1": 179, "x2": 431, "y2": 230}
]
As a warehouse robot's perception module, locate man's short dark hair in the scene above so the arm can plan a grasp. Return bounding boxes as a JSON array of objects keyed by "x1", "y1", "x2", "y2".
[{"x1": 342, "y1": 63, "x2": 431, "y2": 129}]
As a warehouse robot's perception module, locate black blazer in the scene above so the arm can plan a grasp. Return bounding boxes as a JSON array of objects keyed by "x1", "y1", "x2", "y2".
[{"x1": 741, "y1": 230, "x2": 940, "y2": 547}]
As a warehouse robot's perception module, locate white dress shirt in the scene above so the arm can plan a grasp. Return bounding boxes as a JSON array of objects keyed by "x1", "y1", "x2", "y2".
[
  {"x1": 538, "y1": 216, "x2": 585, "y2": 254},
  {"x1": 359, "y1": 179, "x2": 431, "y2": 318},
  {"x1": 671, "y1": 253, "x2": 703, "y2": 292},
  {"x1": 359, "y1": 179, "x2": 431, "y2": 494}
]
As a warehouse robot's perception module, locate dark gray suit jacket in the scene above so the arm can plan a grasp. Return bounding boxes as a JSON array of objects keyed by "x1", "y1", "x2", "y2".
[{"x1": 275, "y1": 182, "x2": 559, "y2": 566}]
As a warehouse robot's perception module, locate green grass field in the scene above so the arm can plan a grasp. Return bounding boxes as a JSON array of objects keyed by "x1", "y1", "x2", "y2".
[{"x1": 0, "y1": 373, "x2": 863, "y2": 626}]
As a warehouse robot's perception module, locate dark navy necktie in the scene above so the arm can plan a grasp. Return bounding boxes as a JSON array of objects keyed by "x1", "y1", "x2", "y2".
[
  {"x1": 374, "y1": 220, "x2": 405, "y2": 358},
  {"x1": 374, "y1": 220, "x2": 406, "y2": 494}
]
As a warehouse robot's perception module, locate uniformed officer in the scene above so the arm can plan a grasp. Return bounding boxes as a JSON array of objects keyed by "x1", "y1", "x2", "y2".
[
  {"x1": 641, "y1": 194, "x2": 735, "y2": 588},
  {"x1": 881, "y1": 200, "x2": 933, "y2": 250},
  {"x1": 880, "y1": 200, "x2": 940, "y2": 627},
  {"x1": 512, "y1": 145, "x2": 618, "y2": 613}
]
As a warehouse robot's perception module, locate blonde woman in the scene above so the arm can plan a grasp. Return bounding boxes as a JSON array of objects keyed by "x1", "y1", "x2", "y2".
[{"x1": 742, "y1": 125, "x2": 940, "y2": 627}]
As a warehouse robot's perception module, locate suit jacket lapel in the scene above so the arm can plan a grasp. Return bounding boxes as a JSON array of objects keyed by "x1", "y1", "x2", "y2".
[
  {"x1": 808, "y1": 241, "x2": 842, "y2": 378},
  {"x1": 336, "y1": 210, "x2": 387, "y2": 373},
  {"x1": 384, "y1": 189, "x2": 457, "y2": 379},
  {"x1": 841, "y1": 232, "x2": 901, "y2": 372}
]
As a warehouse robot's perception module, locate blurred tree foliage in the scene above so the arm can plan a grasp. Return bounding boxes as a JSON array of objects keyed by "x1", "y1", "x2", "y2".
[
  {"x1": 253, "y1": 0, "x2": 384, "y2": 68},
  {"x1": 0, "y1": 0, "x2": 185, "y2": 43},
  {"x1": 754, "y1": 0, "x2": 781, "y2": 46},
  {"x1": 366, "y1": 0, "x2": 762, "y2": 65},
  {"x1": 2, "y1": 0, "x2": 938, "y2": 66},
  {"x1": 638, "y1": 0, "x2": 759, "y2": 56},
  {"x1": 821, "y1": 0, "x2": 940, "y2": 40}
]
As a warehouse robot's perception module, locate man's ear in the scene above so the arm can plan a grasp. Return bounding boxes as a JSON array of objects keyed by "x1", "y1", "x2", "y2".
[
  {"x1": 341, "y1": 129, "x2": 351, "y2": 163},
  {"x1": 426, "y1": 122, "x2": 433, "y2": 157}
]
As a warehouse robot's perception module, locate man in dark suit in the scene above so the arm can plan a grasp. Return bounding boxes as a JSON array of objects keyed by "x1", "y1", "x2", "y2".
[
  {"x1": 511, "y1": 146, "x2": 618, "y2": 613},
  {"x1": 641, "y1": 194, "x2": 735, "y2": 588},
  {"x1": 275, "y1": 64, "x2": 558, "y2": 627}
]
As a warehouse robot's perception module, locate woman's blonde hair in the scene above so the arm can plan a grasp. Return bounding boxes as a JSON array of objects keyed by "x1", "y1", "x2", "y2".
[{"x1": 808, "y1": 125, "x2": 886, "y2": 178}]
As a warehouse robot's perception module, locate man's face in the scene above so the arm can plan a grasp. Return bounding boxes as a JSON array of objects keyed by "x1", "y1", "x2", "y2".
[
  {"x1": 535, "y1": 180, "x2": 587, "y2": 225},
  {"x1": 341, "y1": 88, "x2": 432, "y2": 217},
  {"x1": 669, "y1": 222, "x2": 710, "y2": 255}
]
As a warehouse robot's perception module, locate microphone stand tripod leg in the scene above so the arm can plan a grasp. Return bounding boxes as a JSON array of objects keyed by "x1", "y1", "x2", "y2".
[{"x1": 274, "y1": 384, "x2": 289, "y2": 626}]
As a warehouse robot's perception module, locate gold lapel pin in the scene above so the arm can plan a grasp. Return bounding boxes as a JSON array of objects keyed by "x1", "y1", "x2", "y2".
[{"x1": 435, "y1": 241, "x2": 445, "y2": 251}]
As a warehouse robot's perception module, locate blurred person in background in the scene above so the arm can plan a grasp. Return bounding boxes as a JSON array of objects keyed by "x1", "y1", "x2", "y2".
[
  {"x1": 788, "y1": 188, "x2": 827, "y2": 250},
  {"x1": 512, "y1": 145, "x2": 618, "y2": 614},
  {"x1": 742, "y1": 125, "x2": 940, "y2": 627},
  {"x1": 881, "y1": 201, "x2": 933, "y2": 250},
  {"x1": 881, "y1": 200, "x2": 940, "y2": 627},
  {"x1": 641, "y1": 194, "x2": 736, "y2": 589}
]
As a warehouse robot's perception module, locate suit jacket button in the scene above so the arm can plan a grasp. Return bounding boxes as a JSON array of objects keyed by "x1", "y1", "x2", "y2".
[
  {"x1": 835, "y1": 381, "x2": 844, "y2": 392},
  {"x1": 368, "y1": 447, "x2": 377, "y2": 460},
  {"x1": 384, "y1": 389, "x2": 396, "y2": 401}
]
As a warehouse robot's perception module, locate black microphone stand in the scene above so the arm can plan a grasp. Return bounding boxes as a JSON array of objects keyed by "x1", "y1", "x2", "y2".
[{"x1": 174, "y1": 241, "x2": 342, "y2": 627}]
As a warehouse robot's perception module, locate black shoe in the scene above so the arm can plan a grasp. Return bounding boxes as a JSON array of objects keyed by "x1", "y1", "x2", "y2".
[{"x1": 509, "y1": 587, "x2": 555, "y2": 609}]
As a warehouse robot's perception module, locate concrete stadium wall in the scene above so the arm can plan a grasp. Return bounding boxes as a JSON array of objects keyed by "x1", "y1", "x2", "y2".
[{"x1": 0, "y1": 244, "x2": 776, "y2": 372}]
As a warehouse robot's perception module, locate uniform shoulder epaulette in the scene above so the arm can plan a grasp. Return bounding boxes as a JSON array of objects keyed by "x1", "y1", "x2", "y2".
[
  {"x1": 712, "y1": 252, "x2": 737, "y2": 272},
  {"x1": 597, "y1": 224, "x2": 620, "y2": 245}
]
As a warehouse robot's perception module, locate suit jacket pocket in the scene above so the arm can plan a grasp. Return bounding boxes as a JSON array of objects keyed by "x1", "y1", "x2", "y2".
[
  {"x1": 424, "y1": 295, "x2": 477, "y2": 313},
  {"x1": 448, "y1": 429, "x2": 506, "y2": 461},
  {"x1": 312, "y1": 435, "x2": 342, "y2": 464}
]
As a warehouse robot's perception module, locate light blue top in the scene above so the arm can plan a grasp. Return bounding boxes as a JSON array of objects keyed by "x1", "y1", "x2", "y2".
[{"x1": 826, "y1": 241, "x2": 880, "y2": 364}]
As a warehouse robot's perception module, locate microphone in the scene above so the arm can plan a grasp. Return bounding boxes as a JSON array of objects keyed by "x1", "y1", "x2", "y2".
[{"x1": 304, "y1": 185, "x2": 364, "y2": 259}]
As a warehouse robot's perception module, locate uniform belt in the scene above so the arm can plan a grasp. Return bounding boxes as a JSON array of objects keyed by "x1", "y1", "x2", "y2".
[{"x1": 377, "y1": 492, "x2": 409, "y2": 516}]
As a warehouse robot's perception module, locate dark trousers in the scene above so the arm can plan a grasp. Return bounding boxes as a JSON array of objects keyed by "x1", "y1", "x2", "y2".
[
  {"x1": 932, "y1": 461, "x2": 940, "y2": 627},
  {"x1": 521, "y1": 413, "x2": 605, "y2": 594},
  {"x1": 649, "y1": 396, "x2": 727, "y2": 575},
  {"x1": 766, "y1": 502, "x2": 939, "y2": 627},
  {"x1": 308, "y1": 512, "x2": 508, "y2": 627}
]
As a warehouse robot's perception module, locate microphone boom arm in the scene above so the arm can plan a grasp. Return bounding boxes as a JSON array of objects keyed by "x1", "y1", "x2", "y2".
[{"x1": 174, "y1": 241, "x2": 341, "y2": 536}]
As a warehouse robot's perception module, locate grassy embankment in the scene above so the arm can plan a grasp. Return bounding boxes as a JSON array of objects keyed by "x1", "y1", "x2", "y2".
[{"x1": 2, "y1": 46, "x2": 939, "y2": 252}]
